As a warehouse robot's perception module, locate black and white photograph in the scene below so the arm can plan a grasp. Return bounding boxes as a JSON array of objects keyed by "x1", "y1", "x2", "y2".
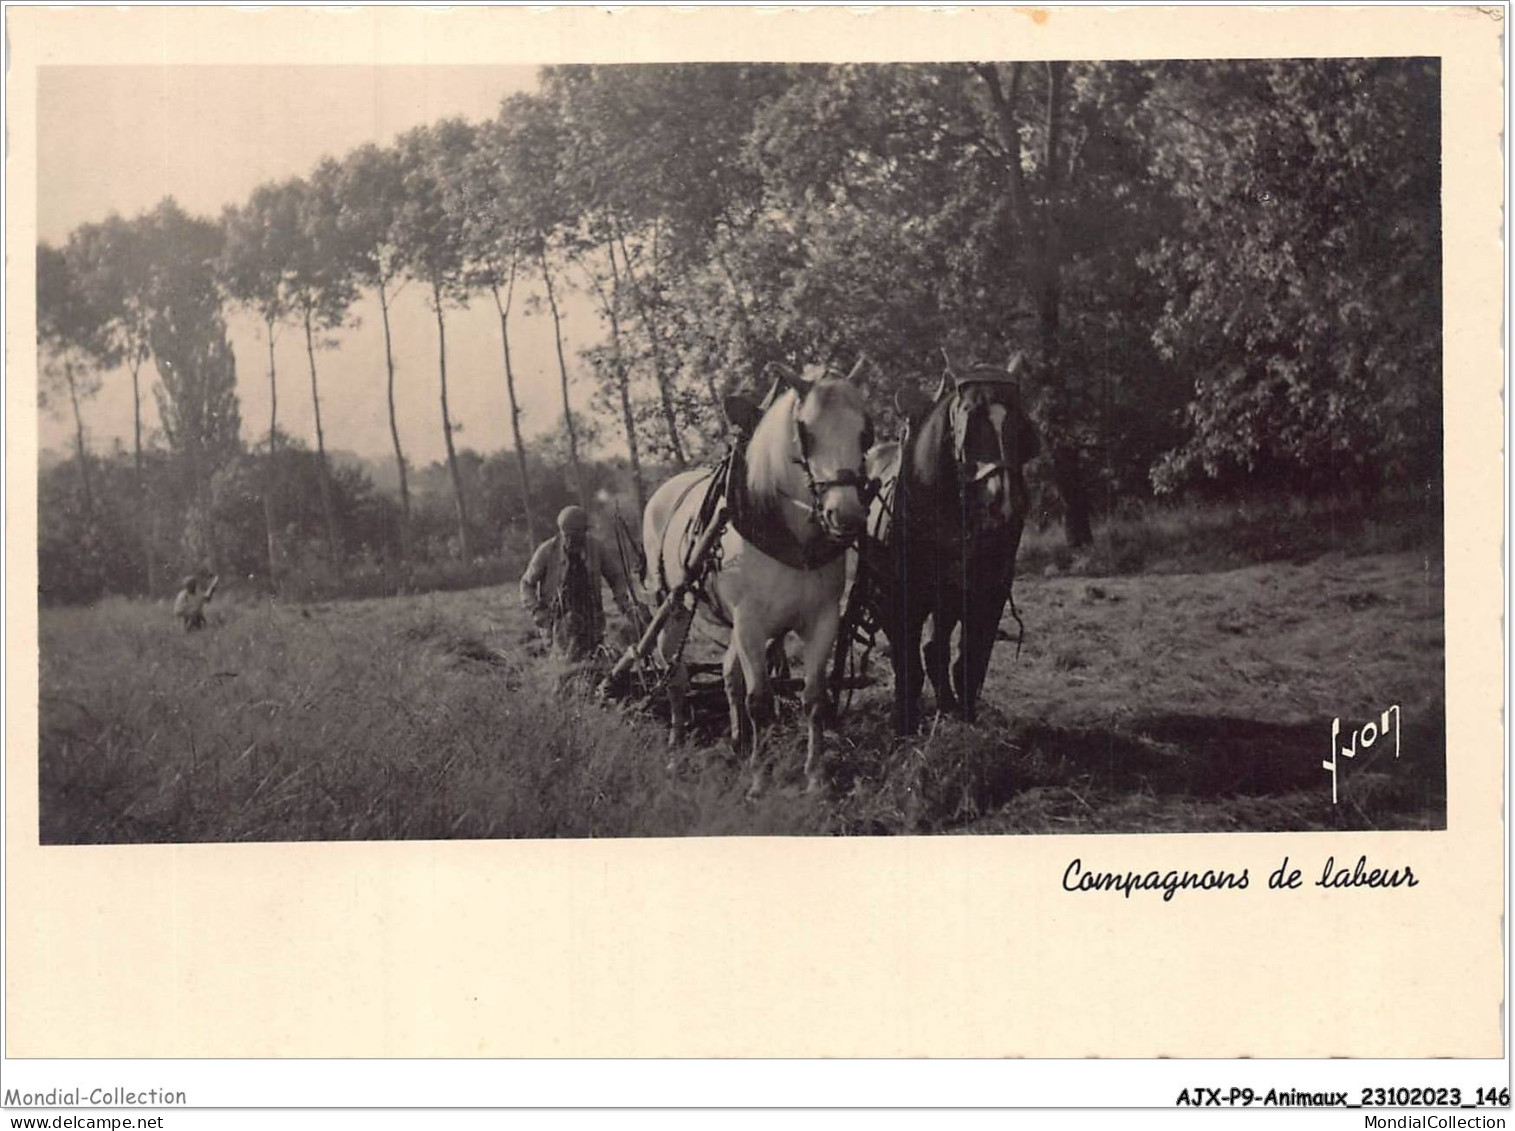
[
  {"x1": 34, "y1": 49, "x2": 1446, "y2": 842},
  {"x1": 6, "y1": 4, "x2": 1504, "y2": 1080}
]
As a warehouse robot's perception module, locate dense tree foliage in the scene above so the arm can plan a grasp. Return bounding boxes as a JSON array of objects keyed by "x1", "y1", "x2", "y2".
[
  {"x1": 1142, "y1": 59, "x2": 1442, "y2": 496},
  {"x1": 39, "y1": 58, "x2": 1442, "y2": 603}
]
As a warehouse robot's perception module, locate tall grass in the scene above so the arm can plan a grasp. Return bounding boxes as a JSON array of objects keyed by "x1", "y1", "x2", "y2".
[{"x1": 40, "y1": 593, "x2": 704, "y2": 842}]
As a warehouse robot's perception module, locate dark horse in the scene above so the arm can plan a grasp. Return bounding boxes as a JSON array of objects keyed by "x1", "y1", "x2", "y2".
[{"x1": 852, "y1": 358, "x2": 1039, "y2": 734}]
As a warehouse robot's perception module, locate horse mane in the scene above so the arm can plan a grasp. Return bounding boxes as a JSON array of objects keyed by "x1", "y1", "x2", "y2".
[
  {"x1": 745, "y1": 386, "x2": 800, "y2": 505},
  {"x1": 908, "y1": 393, "x2": 956, "y2": 489}
]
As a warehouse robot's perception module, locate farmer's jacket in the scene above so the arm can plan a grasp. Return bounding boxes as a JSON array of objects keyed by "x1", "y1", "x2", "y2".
[
  {"x1": 173, "y1": 588, "x2": 207, "y2": 622},
  {"x1": 519, "y1": 532, "x2": 634, "y2": 642}
]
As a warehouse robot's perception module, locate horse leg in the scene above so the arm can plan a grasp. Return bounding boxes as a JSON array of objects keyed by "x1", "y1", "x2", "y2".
[
  {"x1": 723, "y1": 642, "x2": 751, "y2": 756},
  {"x1": 658, "y1": 604, "x2": 694, "y2": 751},
  {"x1": 924, "y1": 601, "x2": 960, "y2": 717},
  {"x1": 799, "y1": 606, "x2": 840, "y2": 793},
  {"x1": 892, "y1": 602, "x2": 931, "y2": 736},
  {"x1": 955, "y1": 590, "x2": 1008, "y2": 723},
  {"x1": 732, "y1": 617, "x2": 773, "y2": 800}
]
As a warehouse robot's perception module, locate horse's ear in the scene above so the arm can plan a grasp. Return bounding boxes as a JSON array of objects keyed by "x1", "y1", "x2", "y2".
[
  {"x1": 1005, "y1": 351, "x2": 1026, "y2": 379},
  {"x1": 723, "y1": 394, "x2": 762, "y2": 435},
  {"x1": 895, "y1": 387, "x2": 934, "y2": 424}
]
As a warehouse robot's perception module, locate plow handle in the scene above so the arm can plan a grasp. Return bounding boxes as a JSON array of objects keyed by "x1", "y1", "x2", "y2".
[
  {"x1": 607, "y1": 511, "x2": 729, "y2": 683},
  {"x1": 609, "y1": 589, "x2": 681, "y2": 682}
]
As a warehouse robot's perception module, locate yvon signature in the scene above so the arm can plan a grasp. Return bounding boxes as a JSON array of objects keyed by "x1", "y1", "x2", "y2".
[{"x1": 1324, "y1": 705, "x2": 1401, "y2": 804}]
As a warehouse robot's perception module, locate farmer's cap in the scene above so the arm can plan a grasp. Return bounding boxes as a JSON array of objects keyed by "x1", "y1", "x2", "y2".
[
  {"x1": 181, "y1": 576, "x2": 198, "y2": 590},
  {"x1": 557, "y1": 506, "x2": 590, "y2": 534}
]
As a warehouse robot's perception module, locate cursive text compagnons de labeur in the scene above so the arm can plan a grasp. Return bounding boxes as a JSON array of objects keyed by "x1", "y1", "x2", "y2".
[{"x1": 1063, "y1": 855, "x2": 1418, "y2": 901}]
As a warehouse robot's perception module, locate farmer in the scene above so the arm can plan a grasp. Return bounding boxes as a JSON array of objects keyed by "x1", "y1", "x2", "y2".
[
  {"x1": 520, "y1": 505, "x2": 635, "y2": 662},
  {"x1": 173, "y1": 574, "x2": 214, "y2": 632}
]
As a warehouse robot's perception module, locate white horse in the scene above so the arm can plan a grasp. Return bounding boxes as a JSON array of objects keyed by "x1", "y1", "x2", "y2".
[{"x1": 642, "y1": 369, "x2": 874, "y2": 796}]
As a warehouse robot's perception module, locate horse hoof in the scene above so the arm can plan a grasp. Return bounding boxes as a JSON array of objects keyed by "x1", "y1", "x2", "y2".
[
  {"x1": 803, "y1": 775, "x2": 825, "y2": 797},
  {"x1": 745, "y1": 776, "x2": 765, "y2": 802}
]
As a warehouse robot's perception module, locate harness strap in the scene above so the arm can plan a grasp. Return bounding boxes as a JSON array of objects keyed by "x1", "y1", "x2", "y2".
[
  {"x1": 655, "y1": 470, "x2": 716, "y2": 601},
  {"x1": 729, "y1": 494, "x2": 850, "y2": 570}
]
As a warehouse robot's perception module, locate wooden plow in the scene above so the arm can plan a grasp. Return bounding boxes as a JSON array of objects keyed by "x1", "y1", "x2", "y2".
[
  {"x1": 598, "y1": 508, "x2": 732, "y2": 730},
  {"x1": 597, "y1": 503, "x2": 882, "y2": 733}
]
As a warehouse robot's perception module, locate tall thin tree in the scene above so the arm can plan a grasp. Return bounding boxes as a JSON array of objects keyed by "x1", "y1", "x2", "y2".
[
  {"x1": 37, "y1": 243, "x2": 106, "y2": 514},
  {"x1": 578, "y1": 239, "x2": 645, "y2": 513},
  {"x1": 336, "y1": 143, "x2": 415, "y2": 566},
  {"x1": 395, "y1": 121, "x2": 476, "y2": 559},
  {"x1": 289, "y1": 163, "x2": 361, "y2": 569},
  {"x1": 499, "y1": 92, "x2": 587, "y2": 508},
  {"x1": 456, "y1": 123, "x2": 538, "y2": 546},
  {"x1": 538, "y1": 244, "x2": 585, "y2": 507},
  {"x1": 220, "y1": 187, "x2": 298, "y2": 590}
]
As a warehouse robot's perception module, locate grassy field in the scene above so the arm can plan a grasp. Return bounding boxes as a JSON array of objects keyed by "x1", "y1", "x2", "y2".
[{"x1": 38, "y1": 510, "x2": 1446, "y2": 841}]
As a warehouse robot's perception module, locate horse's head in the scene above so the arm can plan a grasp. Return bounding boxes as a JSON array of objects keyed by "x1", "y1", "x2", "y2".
[
  {"x1": 793, "y1": 376, "x2": 875, "y2": 539},
  {"x1": 899, "y1": 356, "x2": 1040, "y2": 532},
  {"x1": 741, "y1": 365, "x2": 876, "y2": 542}
]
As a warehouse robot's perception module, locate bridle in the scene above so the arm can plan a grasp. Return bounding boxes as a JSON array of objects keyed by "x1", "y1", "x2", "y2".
[
  {"x1": 949, "y1": 384, "x2": 1019, "y2": 492},
  {"x1": 781, "y1": 402, "x2": 880, "y2": 540}
]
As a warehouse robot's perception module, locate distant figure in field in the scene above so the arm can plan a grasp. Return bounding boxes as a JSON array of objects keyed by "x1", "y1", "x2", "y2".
[
  {"x1": 173, "y1": 574, "x2": 218, "y2": 632},
  {"x1": 520, "y1": 506, "x2": 635, "y2": 662}
]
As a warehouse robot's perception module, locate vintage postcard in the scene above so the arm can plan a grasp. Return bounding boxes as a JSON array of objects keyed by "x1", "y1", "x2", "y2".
[{"x1": 3, "y1": 3, "x2": 1504, "y2": 1086}]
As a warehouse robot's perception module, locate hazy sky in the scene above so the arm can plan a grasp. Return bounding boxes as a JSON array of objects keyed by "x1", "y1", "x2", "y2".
[{"x1": 38, "y1": 65, "x2": 612, "y2": 467}]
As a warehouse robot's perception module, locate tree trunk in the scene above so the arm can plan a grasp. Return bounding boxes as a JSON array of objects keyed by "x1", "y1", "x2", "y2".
[
  {"x1": 1037, "y1": 61, "x2": 1091, "y2": 548},
  {"x1": 127, "y1": 353, "x2": 153, "y2": 593},
  {"x1": 538, "y1": 246, "x2": 585, "y2": 506},
  {"x1": 197, "y1": 473, "x2": 217, "y2": 573},
  {"x1": 433, "y1": 281, "x2": 471, "y2": 560},
  {"x1": 613, "y1": 223, "x2": 686, "y2": 468},
  {"x1": 491, "y1": 269, "x2": 537, "y2": 547},
  {"x1": 379, "y1": 287, "x2": 412, "y2": 568},
  {"x1": 263, "y1": 322, "x2": 280, "y2": 594},
  {"x1": 64, "y1": 358, "x2": 93, "y2": 514},
  {"x1": 303, "y1": 308, "x2": 342, "y2": 569},
  {"x1": 186, "y1": 438, "x2": 216, "y2": 573},
  {"x1": 130, "y1": 355, "x2": 143, "y2": 485},
  {"x1": 601, "y1": 239, "x2": 646, "y2": 515},
  {"x1": 975, "y1": 59, "x2": 1092, "y2": 549},
  {"x1": 612, "y1": 361, "x2": 645, "y2": 517}
]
